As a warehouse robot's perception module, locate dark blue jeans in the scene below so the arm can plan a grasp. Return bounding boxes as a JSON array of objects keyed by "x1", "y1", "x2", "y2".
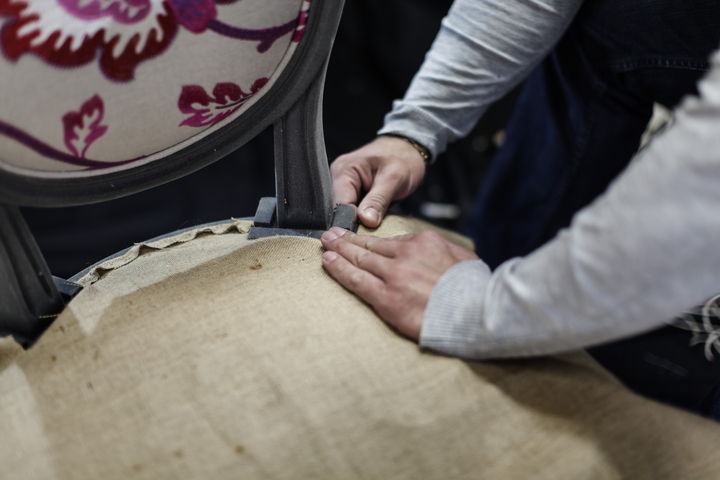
[
  {"x1": 466, "y1": 0, "x2": 720, "y2": 415},
  {"x1": 468, "y1": 0, "x2": 720, "y2": 270}
]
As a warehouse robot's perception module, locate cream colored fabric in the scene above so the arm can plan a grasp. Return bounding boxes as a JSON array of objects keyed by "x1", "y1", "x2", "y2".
[
  {"x1": 1, "y1": 215, "x2": 720, "y2": 479},
  {"x1": 0, "y1": 0, "x2": 308, "y2": 174},
  {"x1": 70, "y1": 220, "x2": 252, "y2": 337},
  {"x1": 76, "y1": 219, "x2": 253, "y2": 287}
]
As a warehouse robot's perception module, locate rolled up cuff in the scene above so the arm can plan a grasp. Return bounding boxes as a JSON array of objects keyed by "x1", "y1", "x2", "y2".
[
  {"x1": 419, "y1": 260, "x2": 492, "y2": 358},
  {"x1": 378, "y1": 102, "x2": 454, "y2": 162}
]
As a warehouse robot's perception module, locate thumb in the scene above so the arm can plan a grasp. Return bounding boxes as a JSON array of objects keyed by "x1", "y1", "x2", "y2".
[
  {"x1": 332, "y1": 170, "x2": 361, "y2": 207},
  {"x1": 330, "y1": 155, "x2": 364, "y2": 206},
  {"x1": 357, "y1": 174, "x2": 401, "y2": 228}
]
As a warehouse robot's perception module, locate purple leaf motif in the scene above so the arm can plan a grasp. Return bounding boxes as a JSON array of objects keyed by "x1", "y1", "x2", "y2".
[
  {"x1": 62, "y1": 95, "x2": 109, "y2": 159},
  {"x1": 58, "y1": 0, "x2": 151, "y2": 25},
  {"x1": 178, "y1": 78, "x2": 268, "y2": 127},
  {"x1": 167, "y1": 0, "x2": 217, "y2": 33}
]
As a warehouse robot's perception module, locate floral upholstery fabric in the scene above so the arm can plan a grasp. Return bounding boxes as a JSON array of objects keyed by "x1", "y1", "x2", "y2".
[{"x1": 0, "y1": 0, "x2": 310, "y2": 175}]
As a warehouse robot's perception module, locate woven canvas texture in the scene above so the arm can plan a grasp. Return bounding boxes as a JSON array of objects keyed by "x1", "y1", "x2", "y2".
[
  {"x1": 0, "y1": 0, "x2": 308, "y2": 174},
  {"x1": 1, "y1": 215, "x2": 720, "y2": 479}
]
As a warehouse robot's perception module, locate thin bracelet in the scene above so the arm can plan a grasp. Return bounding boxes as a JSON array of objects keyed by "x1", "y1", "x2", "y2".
[{"x1": 380, "y1": 133, "x2": 432, "y2": 165}]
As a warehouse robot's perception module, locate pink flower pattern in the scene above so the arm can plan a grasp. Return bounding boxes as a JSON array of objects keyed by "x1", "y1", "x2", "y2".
[
  {"x1": 0, "y1": 0, "x2": 311, "y2": 170},
  {"x1": 178, "y1": 78, "x2": 268, "y2": 127}
]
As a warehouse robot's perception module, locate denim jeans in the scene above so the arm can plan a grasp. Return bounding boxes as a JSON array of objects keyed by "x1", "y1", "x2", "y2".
[
  {"x1": 466, "y1": 0, "x2": 720, "y2": 414},
  {"x1": 468, "y1": 0, "x2": 720, "y2": 270}
]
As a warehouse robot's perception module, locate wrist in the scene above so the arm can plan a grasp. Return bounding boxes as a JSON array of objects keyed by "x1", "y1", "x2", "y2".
[{"x1": 378, "y1": 133, "x2": 432, "y2": 165}]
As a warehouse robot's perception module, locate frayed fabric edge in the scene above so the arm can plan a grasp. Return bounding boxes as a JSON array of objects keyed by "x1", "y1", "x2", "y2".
[{"x1": 76, "y1": 219, "x2": 253, "y2": 288}]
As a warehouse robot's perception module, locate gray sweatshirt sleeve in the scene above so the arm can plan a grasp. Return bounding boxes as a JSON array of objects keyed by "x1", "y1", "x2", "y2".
[
  {"x1": 377, "y1": 0, "x2": 584, "y2": 159},
  {"x1": 420, "y1": 50, "x2": 720, "y2": 359}
]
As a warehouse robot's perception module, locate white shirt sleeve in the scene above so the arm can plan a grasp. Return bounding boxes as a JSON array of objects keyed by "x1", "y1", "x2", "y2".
[
  {"x1": 377, "y1": 0, "x2": 584, "y2": 159},
  {"x1": 420, "y1": 50, "x2": 720, "y2": 359}
]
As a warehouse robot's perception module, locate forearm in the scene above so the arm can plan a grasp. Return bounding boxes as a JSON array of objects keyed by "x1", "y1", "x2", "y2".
[
  {"x1": 378, "y1": 0, "x2": 584, "y2": 159},
  {"x1": 421, "y1": 51, "x2": 720, "y2": 359}
]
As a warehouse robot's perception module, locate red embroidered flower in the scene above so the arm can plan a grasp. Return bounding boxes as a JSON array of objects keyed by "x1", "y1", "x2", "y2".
[
  {"x1": 0, "y1": 0, "x2": 178, "y2": 81},
  {"x1": 0, "y1": 0, "x2": 307, "y2": 81}
]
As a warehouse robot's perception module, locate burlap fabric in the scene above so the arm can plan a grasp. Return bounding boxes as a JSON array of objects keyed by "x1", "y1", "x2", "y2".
[{"x1": 1, "y1": 215, "x2": 720, "y2": 479}]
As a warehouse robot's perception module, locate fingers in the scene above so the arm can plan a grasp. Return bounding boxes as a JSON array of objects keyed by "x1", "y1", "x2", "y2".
[
  {"x1": 356, "y1": 167, "x2": 408, "y2": 228},
  {"x1": 330, "y1": 137, "x2": 427, "y2": 229},
  {"x1": 339, "y1": 229, "x2": 404, "y2": 257},
  {"x1": 321, "y1": 228, "x2": 443, "y2": 343},
  {"x1": 356, "y1": 187, "x2": 392, "y2": 228},
  {"x1": 322, "y1": 227, "x2": 417, "y2": 258},
  {"x1": 322, "y1": 250, "x2": 386, "y2": 306},
  {"x1": 387, "y1": 233, "x2": 416, "y2": 243},
  {"x1": 321, "y1": 229, "x2": 392, "y2": 277},
  {"x1": 331, "y1": 160, "x2": 363, "y2": 206}
]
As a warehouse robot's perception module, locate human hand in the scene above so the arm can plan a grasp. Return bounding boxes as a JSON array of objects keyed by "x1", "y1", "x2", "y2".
[
  {"x1": 321, "y1": 227, "x2": 479, "y2": 340},
  {"x1": 331, "y1": 136, "x2": 426, "y2": 228}
]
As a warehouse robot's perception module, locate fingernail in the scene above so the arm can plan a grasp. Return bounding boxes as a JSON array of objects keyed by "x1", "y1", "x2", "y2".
[
  {"x1": 323, "y1": 251, "x2": 338, "y2": 263},
  {"x1": 363, "y1": 207, "x2": 380, "y2": 224},
  {"x1": 322, "y1": 230, "x2": 338, "y2": 241}
]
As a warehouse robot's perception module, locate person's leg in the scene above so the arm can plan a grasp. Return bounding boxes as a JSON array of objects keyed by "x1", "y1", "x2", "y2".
[{"x1": 468, "y1": 0, "x2": 720, "y2": 269}]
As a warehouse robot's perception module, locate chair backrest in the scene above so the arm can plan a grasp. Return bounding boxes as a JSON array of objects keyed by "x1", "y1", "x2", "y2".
[
  {"x1": 0, "y1": 0, "x2": 340, "y2": 206},
  {"x1": 0, "y1": 0, "x2": 347, "y2": 345}
]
